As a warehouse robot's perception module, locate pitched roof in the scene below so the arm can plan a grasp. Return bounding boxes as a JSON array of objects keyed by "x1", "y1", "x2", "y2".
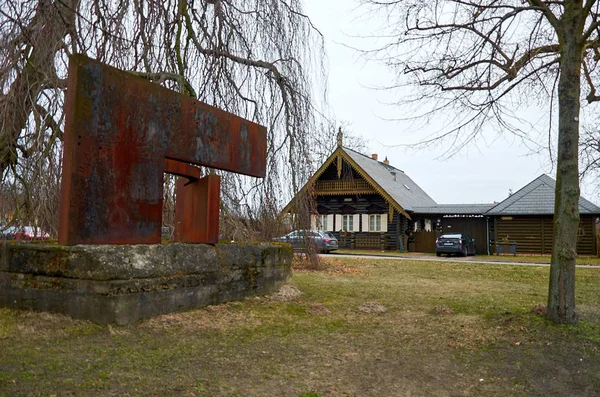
[
  {"x1": 342, "y1": 147, "x2": 437, "y2": 211},
  {"x1": 486, "y1": 174, "x2": 600, "y2": 215},
  {"x1": 412, "y1": 204, "x2": 495, "y2": 215}
]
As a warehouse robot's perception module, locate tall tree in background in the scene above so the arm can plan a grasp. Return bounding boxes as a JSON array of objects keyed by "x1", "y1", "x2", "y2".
[
  {"x1": 363, "y1": 0, "x2": 600, "y2": 324},
  {"x1": 0, "y1": 0, "x2": 326, "y2": 237}
]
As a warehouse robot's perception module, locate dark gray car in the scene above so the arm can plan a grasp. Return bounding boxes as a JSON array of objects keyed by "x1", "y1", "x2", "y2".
[
  {"x1": 273, "y1": 230, "x2": 339, "y2": 253},
  {"x1": 435, "y1": 233, "x2": 476, "y2": 257}
]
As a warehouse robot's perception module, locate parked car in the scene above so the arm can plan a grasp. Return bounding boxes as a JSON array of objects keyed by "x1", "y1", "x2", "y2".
[
  {"x1": 273, "y1": 230, "x2": 339, "y2": 253},
  {"x1": 1, "y1": 226, "x2": 50, "y2": 241},
  {"x1": 435, "y1": 233, "x2": 476, "y2": 257},
  {"x1": 0, "y1": 226, "x2": 17, "y2": 240}
]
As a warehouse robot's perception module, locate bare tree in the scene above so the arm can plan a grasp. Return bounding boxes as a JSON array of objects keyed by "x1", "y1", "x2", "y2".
[
  {"x1": 0, "y1": 0, "x2": 328, "y2": 239},
  {"x1": 361, "y1": 0, "x2": 600, "y2": 324},
  {"x1": 579, "y1": 122, "x2": 600, "y2": 179},
  {"x1": 310, "y1": 122, "x2": 368, "y2": 164}
]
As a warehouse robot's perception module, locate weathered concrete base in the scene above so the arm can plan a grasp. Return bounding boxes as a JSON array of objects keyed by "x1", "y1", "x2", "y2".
[{"x1": 0, "y1": 242, "x2": 292, "y2": 325}]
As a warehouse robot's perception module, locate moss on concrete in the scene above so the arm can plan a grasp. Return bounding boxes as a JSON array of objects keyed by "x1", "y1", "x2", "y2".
[{"x1": 0, "y1": 242, "x2": 291, "y2": 325}]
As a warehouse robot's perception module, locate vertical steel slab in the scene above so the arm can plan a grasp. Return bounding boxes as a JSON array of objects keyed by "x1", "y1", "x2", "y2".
[
  {"x1": 59, "y1": 56, "x2": 166, "y2": 245},
  {"x1": 174, "y1": 175, "x2": 220, "y2": 244}
]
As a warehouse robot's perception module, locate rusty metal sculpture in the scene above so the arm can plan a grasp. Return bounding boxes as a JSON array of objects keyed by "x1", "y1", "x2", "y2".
[{"x1": 58, "y1": 55, "x2": 267, "y2": 245}]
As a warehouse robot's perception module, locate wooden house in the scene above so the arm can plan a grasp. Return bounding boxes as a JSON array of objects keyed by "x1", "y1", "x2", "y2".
[
  {"x1": 282, "y1": 141, "x2": 600, "y2": 255},
  {"x1": 282, "y1": 142, "x2": 438, "y2": 251}
]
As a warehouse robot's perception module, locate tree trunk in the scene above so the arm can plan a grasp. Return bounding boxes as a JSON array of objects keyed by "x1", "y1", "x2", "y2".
[{"x1": 547, "y1": 5, "x2": 584, "y2": 324}]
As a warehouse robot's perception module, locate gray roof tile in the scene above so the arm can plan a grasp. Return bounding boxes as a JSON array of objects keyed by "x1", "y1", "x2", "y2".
[
  {"x1": 343, "y1": 148, "x2": 437, "y2": 211},
  {"x1": 412, "y1": 204, "x2": 494, "y2": 215},
  {"x1": 486, "y1": 174, "x2": 600, "y2": 215}
]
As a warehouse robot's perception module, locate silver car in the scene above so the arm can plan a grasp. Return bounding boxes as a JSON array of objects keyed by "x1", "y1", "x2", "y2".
[{"x1": 273, "y1": 230, "x2": 339, "y2": 253}]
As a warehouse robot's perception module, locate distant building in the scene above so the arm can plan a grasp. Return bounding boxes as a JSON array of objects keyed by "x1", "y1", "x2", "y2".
[{"x1": 282, "y1": 142, "x2": 600, "y2": 255}]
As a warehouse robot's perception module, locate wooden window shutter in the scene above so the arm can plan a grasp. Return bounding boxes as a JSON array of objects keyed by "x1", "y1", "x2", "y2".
[
  {"x1": 381, "y1": 213, "x2": 388, "y2": 232},
  {"x1": 335, "y1": 214, "x2": 342, "y2": 231},
  {"x1": 361, "y1": 214, "x2": 369, "y2": 232}
]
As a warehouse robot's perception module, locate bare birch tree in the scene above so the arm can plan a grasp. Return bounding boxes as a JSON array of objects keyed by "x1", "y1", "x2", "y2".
[
  {"x1": 0, "y1": 0, "x2": 327, "y2": 238},
  {"x1": 361, "y1": 0, "x2": 600, "y2": 324}
]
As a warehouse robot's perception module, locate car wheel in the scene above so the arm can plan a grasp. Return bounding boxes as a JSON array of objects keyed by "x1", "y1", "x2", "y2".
[
  {"x1": 462, "y1": 247, "x2": 468, "y2": 257},
  {"x1": 436, "y1": 252, "x2": 441, "y2": 257}
]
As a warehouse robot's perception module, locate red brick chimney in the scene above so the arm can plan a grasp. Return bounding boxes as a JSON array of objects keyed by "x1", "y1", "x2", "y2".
[{"x1": 371, "y1": 154, "x2": 378, "y2": 160}]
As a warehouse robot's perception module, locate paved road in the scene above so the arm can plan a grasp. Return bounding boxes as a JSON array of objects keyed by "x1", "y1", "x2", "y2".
[{"x1": 321, "y1": 253, "x2": 600, "y2": 269}]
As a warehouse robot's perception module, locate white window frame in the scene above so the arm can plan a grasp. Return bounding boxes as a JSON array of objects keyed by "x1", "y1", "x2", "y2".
[
  {"x1": 317, "y1": 215, "x2": 328, "y2": 231},
  {"x1": 342, "y1": 214, "x2": 354, "y2": 231},
  {"x1": 369, "y1": 214, "x2": 382, "y2": 232}
]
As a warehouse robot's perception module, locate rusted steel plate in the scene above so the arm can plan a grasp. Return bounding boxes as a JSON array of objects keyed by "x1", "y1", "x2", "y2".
[
  {"x1": 166, "y1": 99, "x2": 266, "y2": 178},
  {"x1": 58, "y1": 55, "x2": 266, "y2": 245},
  {"x1": 174, "y1": 175, "x2": 220, "y2": 244},
  {"x1": 164, "y1": 158, "x2": 201, "y2": 180}
]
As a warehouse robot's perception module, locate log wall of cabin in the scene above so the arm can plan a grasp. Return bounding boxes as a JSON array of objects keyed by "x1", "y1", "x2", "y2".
[
  {"x1": 494, "y1": 215, "x2": 597, "y2": 255},
  {"x1": 314, "y1": 193, "x2": 407, "y2": 250}
]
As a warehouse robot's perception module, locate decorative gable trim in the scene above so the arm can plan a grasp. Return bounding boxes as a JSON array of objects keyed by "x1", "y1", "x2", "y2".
[
  {"x1": 338, "y1": 150, "x2": 410, "y2": 219},
  {"x1": 281, "y1": 147, "x2": 410, "y2": 220},
  {"x1": 281, "y1": 147, "x2": 345, "y2": 214}
]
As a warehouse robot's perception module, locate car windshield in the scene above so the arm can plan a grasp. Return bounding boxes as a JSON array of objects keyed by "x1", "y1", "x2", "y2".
[{"x1": 440, "y1": 234, "x2": 462, "y2": 239}]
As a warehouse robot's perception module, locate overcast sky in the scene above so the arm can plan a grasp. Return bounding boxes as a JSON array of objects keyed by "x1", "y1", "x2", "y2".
[{"x1": 301, "y1": 0, "x2": 600, "y2": 205}]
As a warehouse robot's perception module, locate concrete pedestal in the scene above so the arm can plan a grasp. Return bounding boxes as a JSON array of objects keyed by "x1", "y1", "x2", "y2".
[{"x1": 0, "y1": 242, "x2": 292, "y2": 325}]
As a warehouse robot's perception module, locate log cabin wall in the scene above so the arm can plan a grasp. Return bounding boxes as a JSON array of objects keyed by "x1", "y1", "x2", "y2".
[
  {"x1": 314, "y1": 193, "x2": 406, "y2": 250},
  {"x1": 494, "y1": 215, "x2": 597, "y2": 255}
]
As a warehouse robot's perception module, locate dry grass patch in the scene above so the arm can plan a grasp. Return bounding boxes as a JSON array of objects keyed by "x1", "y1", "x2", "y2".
[
  {"x1": 293, "y1": 256, "x2": 373, "y2": 276},
  {"x1": 1, "y1": 257, "x2": 599, "y2": 396},
  {"x1": 139, "y1": 301, "x2": 263, "y2": 332},
  {"x1": 0, "y1": 309, "x2": 99, "y2": 341}
]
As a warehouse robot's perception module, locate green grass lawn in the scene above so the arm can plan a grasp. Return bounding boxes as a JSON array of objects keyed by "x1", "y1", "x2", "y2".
[
  {"x1": 1, "y1": 257, "x2": 599, "y2": 396},
  {"x1": 334, "y1": 249, "x2": 600, "y2": 265}
]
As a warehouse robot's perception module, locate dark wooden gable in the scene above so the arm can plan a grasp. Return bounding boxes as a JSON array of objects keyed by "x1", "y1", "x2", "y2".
[
  {"x1": 314, "y1": 157, "x2": 377, "y2": 197},
  {"x1": 316, "y1": 204, "x2": 331, "y2": 214},
  {"x1": 339, "y1": 204, "x2": 356, "y2": 214},
  {"x1": 366, "y1": 203, "x2": 387, "y2": 213},
  {"x1": 317, "y1": 157, "x2": 362, "y2": 182}
]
